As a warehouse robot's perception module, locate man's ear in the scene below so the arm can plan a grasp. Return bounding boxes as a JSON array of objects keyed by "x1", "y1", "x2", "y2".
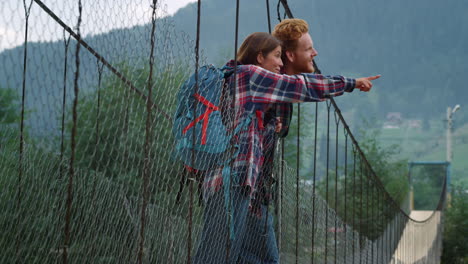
[
  {"x1": 257, "y1": 53, "x2": 264, "y2": 65},
  {"x1": 285, "y1": 50, "x2": 295, "y2": 63}
]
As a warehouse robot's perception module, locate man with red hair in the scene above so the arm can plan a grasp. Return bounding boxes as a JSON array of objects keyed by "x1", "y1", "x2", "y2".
[
  {"x1": 273, "y1": 18, "x2": 318, "y2": 75},
  {"x1": 192, "y1": 19, "x2": 380, "y2": 264}
]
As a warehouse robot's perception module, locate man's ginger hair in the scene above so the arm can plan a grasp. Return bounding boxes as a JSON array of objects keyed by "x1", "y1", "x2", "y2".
[{"x1": 272, "y1": 19, "x2": 309, "y2": 63}]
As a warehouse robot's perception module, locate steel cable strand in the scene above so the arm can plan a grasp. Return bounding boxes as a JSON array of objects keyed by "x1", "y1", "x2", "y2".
[
  {"x1": 224, "y1": 0, "x2": 241, "y2": 261},
  {"x1": 333, "y1": 108, "x2": 341, "y2": 264},
  {"x1": 325, "y1": 100, "x2": 332, "y2": 263},
  {"x1": 343, "y1": 129, "x2": 349, "y2": 264},
  {"x1": 52, "y1": 29, "x2": 72, "y2": 259},
  {"x1": 31, "y1": 0, "x2": 170, "y2": 121},
  {"x1": 138, "y1": 1, "x2": 158, "y2": 263},
  {"x1": 370, "y1": 173, "x2": 374, "y2": 263},
  {"x1": 59, "y1": 31, "x2": 72, "y2": 180},
  {"x1": 294, "y1": 91, "x2": 301, "y2": 264},
  {"x1": 267, "y1": 3, "x2": 284, "y2": 258},
  {"x1": 16, "y1": 1, "x2": 33, "y2": 261},
  {"x1": 63, "y1": 1, "x2": 82, "y2": 262},
  {"x1": 186, "y1": 0, "x2": 202, "y2": 263},
  {"x1": 87, "y1": 60, "x2": 105, "y2": 260},
  {"x1": 261, "y1": 1, "x2": 274, "y2": 261},
  {"x1": 359, "y1": 154, "x2": 363, "y2": 264},
  {"x1": 90, "y1": 60, "x2": 105, "y2": 203},
  {"x1": 352, "y1": 145, "x2": 357, "y2": 264},
  {"x1": 311, "y1": 102, "x2": 319, "y2": 264},
  {"x1": 277, "y1": 122, "x2": 285, "y2": 254},
  {"x1": 365, "y1": 166, "x2": 369, "y2": 264}
]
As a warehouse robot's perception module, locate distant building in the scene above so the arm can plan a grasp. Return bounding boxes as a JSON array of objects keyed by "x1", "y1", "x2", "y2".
[
  {"x1": 387, "y1": 112, "x2": 403, "y2": 123},
  {"x1": 408, "y1": 119, "x2": 422, "y2": 129},
  {"x1": 383, "y1": 112, "x2": 403, "y2": 129}
]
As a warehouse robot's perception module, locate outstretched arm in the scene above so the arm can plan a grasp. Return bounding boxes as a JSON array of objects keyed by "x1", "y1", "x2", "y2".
[{"x1": 245, "y1": 65, "x2": 381, "y2": 104}]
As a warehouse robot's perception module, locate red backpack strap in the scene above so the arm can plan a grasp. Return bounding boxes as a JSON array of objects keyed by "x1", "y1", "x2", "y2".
[{"x1": 182, "y1": 93, "x2": 220, "y2": 145}]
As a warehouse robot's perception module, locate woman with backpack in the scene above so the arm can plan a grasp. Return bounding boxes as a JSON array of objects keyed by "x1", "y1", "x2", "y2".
[{"x1": 192, "y1": 32, "x2": 380, "y2": 264}]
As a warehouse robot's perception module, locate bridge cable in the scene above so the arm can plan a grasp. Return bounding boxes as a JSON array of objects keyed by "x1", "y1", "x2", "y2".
[
  {"x1": 225, "y1": 0, "x2": 241, "y2": 261},
  {"x1": 352, "y1": 146, "x2": 357, "y2": 264},
  {"x1": 16, "y1": 0, "x2": 33, "y2": 262},
  {"x1": 91, "y1": 60, "x2": 105, "y2": 201},
  {"x1": 365, "y1": 168, "x2": 370, "y2": 264},
  {"x1": 55, "y1": 30, "x2": 71, "y2": 260},
  {"x1": 324, "y1": 100, "x2": 331, "y2": 263},
  {"x1": 262, "y1": 1, "x2": 275, "y2": 261},
  {"x1": 295, "y1": 85, "x2": 300, "y2": 264},
  {"x1": 138, "y1": 1, "x2": 158, "y2": 263},
  {"x1": 343, "y1": 129, "x2": 349, "y2": 263},
  {"x1": 334, "y1": 109, "x2": 341, "y2": 264},
  {"x1": 379, "y1": 191, "x2": 383, "y2": 263},
  {"x1": 187, "y1": 0, "x2": 202, "y2": 263},
  {"x1": 89, "y1": 59, "x2": 105, "y2": 258},
  {"x1": 63, "y1": 0, "x2": 82, "y2": 263},
  {"x1": 311, "y1": 102, "x2": 319, "y2": 264},
  {"x1": 276, "y1": 0, "x2": 281, "y2": 22},
  {"x1": 359, "y1": 155, "x2": 363, "y2": 263},
  {"x1": 30, "y1": 0, "x2": 170, "y2": 121},
  {"x1": 371, "y1": 177, "x2": 375, "y2": 262},
  {"x1": 266, "y1": 0, "x2": 272, "y2": 33},
  {"x1": 262, "y1": 0, "x2": 284, "y2": 261},
  {"x1": 59, "y1": 31, "x2": 71, "y2": 181}
]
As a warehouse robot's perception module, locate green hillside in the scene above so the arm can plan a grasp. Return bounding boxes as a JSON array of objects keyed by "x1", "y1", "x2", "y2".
[
  {"x1": 2, "y1": 0, "x2": 468, "y2": 119},
  {"x1": 379, "y1": 120, "x2": 468, "y2": 185},
  {"x1": 1, "y1": 0, "x2": 467, "y2": 184}
]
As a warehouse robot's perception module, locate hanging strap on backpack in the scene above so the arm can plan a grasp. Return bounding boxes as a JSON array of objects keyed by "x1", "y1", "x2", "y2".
[
  {"x1": 221, "y1": 113, "x2": 252, "y2": 240},
  {"x1": 182, "y1": 93, "x2": 220, "y2": 145}
]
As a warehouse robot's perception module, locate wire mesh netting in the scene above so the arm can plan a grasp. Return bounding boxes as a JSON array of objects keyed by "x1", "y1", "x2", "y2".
[{"x1": 1, "y1": 0, "x2": 446, "y2": 263}]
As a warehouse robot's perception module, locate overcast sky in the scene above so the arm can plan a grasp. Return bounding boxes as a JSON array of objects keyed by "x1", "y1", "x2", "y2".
[{"x1": 0, "y1": 0, "x2": 197, "y2": 52}]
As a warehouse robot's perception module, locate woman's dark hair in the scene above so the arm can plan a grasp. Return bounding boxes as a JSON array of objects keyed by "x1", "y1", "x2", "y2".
[{"x1": 237, "y1": 32, "x2": 282, "y2": 65}]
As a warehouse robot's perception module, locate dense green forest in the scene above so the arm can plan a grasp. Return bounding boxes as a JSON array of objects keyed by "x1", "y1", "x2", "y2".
[
  {"x1": 1, "y1": 0, "x2": 465, "y2": 201},
  {"x1": 1, "y1": 0, "x2": 465, "y2": 192},
  {"x1": 2, "y1": 0, "x2": 467, "y2": 139},
  {"x1": 1, "y1": 0, "x2": 467, "y2": 123},
  {"x1": 0, "y1": 64, "x2": 410, "y2": 262},
  {"x1": 1, "y1": 0, "x2": 465, "y2": 261}
]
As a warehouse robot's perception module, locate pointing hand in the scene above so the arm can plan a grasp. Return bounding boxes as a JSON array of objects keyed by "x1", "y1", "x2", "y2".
[{"x1": 355, "y1": 75, "x2": 381, "y2": 92}]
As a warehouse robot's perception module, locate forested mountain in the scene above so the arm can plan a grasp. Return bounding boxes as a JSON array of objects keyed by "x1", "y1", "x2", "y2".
[
  {"x1": 172, "y1": 0, "x2": 468, "y2": 124},
  {"x1": 1, "y1": 0, "x2": 467, "y2": 130}
]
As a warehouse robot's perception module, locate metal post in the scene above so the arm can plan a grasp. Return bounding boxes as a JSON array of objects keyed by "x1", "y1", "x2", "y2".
[
  {"x1": 446, "y1": 104, "x2": 460, "y2": 193},
  {"x1": 408, "y1": 163, "x2": 414, "y2": 212},
  {"x1": 446, "y1": 107, "x2": 452, "y2": 163}
]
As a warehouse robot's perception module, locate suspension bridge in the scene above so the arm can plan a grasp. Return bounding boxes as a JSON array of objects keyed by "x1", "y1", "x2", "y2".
[{"x1": 0, "y1": 0, "x2": 449, "y2": 263}]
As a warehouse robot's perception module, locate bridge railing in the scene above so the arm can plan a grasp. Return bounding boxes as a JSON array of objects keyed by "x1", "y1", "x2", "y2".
[{"x1": 0, "y1": 0, "x2": 446, "y2": 263}]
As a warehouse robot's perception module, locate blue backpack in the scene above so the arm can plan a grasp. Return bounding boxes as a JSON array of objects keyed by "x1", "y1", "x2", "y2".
[
  {"x1": 172, "y1": 64, "x2": 250, "y2": 171},
  {"x1": 172, "y1": 64, "x2": 251, "y2": 240}
]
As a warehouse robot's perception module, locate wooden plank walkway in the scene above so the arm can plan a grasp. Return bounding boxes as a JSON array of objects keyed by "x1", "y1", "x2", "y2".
[{"x1": 391, "y1": 211, "x2": 442, "y2": 264}]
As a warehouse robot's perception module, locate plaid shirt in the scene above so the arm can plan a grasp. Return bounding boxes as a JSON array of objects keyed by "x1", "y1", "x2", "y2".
[{"x1": 203, "y1": 60, "x2": 356, "y2": 205}]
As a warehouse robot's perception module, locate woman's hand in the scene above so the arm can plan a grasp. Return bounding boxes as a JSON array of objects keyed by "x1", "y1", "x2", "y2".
[{"x1": 275, "y1": 117, "x2": 283, "y2": 133}]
